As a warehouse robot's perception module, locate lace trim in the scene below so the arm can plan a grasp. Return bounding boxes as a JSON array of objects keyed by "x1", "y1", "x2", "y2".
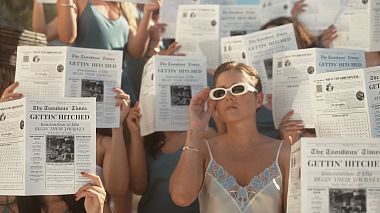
[{"x1": 207, "y1": 160, "x2": 280, "y2": 212}]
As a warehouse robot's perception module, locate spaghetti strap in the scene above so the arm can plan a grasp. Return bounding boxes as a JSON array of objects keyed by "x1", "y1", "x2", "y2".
[
  {"x1": 203, "y1": 139, "x2": 214, "y2": 160},
  {"x1": 96, "y1": 133, "x2": 104, "y2": 144},
  {"x1": 275, "y1": 141, "x2": 283, "y2": 162}
]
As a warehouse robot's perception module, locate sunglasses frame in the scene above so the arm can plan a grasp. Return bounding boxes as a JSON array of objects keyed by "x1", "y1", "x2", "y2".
[{"x1": 209, "y1": 82, "x2": 258, "y2": 101}]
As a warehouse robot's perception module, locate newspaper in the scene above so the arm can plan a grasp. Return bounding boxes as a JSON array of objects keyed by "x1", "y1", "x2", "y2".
[
  {"x1": 37, "y1": 0, "x2": 56, "y2": 3},
  {"x1": 221, "y1": 24, "x2": 298, "y2": 101},
  {"x1": 0, "y1": 97, "x2": 96, "y2": 195},
  {"x1": 259, "y1": 0, "x2": 298, "y2": 25},
  {"x1": 310, "y1": 66, "x2": 380, "y2": 137},
  {"x1": 160, "y1": 0, "x2": 259, "y2": 38},
  {"x1": 287, "y1": 138, "x2": 380, "y2": 213},
  {"x1": 331, "y1": 0, "x2": 380, "y2": 51},
  {"x1": 272, "y1": 48, "x2": 365, "y2": 129},
  {"x1": 15, "y1": 46, "x2": 122, "y2": 128},
  {"x1": 297, "y1": 0, "x2": 342, "y2": 36},
  {"x1": 176, "y1": 4, "x2": 261, "y2": 68},
  {"x1": 139, "y1": 55, "x2": 207, "y2": 136}
]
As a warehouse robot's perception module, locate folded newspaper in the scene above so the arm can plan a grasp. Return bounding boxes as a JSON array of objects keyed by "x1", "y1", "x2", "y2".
[
  {"x1": 288, "y1": 138, "x2": 380, "y2": 213},
  {"x1": 139, "y1": 55, "x2": 207, "y2": 136},
  {"x1": 0, "y1": 97, "x2": 96, "y2": 195},
  {"x1": 15, "y1": 46, "x2": 122, "y2": 128},
  {"x1": 310, "y1": 66, "x2": 380, "y2": 137}
]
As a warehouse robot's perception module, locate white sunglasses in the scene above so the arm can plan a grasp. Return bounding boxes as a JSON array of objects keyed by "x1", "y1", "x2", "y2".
[{"x1": 209, "y1": 82, "x2": 258, "y2": 101}]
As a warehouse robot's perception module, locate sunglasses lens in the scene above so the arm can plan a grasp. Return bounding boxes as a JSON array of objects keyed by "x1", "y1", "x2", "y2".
[
  {"x1": 231, "y1": 85, "x2": 245, "y2": 95},
  {"x1": 213, "y1": 89, "x2": 226, "y2": 99}
]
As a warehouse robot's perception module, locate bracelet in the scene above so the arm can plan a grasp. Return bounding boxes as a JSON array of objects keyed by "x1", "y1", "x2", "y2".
[
  {"x1": 182, "y1": 145, "x2": 200, "y2": 152},
  {"x1": 61, "y1": 2, "x2": 77, "y2": 9}
]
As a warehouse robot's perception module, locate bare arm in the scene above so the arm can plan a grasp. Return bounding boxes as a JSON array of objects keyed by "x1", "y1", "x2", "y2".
[
  {"x1": 32, "y1": 1, "x2": 58, "y2": 42},
  {"x1": 127, "y1": 1, "x2": 161, "y2": 58},
  {"x1": 126, "y1": 103, "x2": 148, "y2": 195},
  {"x1": 169, "y1": 88, "x2": 213, "y2": 206},
  {"x1": 102, "y1": 88, "x2": 131, "y2": 196},
  {"x1": 56, "y1": 0, "x2": 83, "y2": 44},
  {"x1": 32, "y1": 0, "x2": 47, "y2": 34}
]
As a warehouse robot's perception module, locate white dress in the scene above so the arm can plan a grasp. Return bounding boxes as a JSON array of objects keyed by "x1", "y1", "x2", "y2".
[{"x1": 199, "y1": 141, "x2": 284, "y2": 213}]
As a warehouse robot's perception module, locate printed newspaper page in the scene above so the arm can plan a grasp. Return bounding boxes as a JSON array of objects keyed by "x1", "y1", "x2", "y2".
[
  {"x1": 176, "y1": 5, "x2": 260, "y2": 69},
  {"x1": 289, "y1": 138, "x2": 380, "y2": 213},
  {"x1": 139, "y1": 57, "x2": 156, "y2": 136},
  {"x1": 287, "y1": 138, "x2": 301, "y2": 213},
  {"x1": 297, "y1": 0, "x2": 342, "y2": 36},
  {"x1": 0, "y1": 98, "x2": 26, "y2": 195},
  {"x1": 219, "y1": 5, "x2": 261, "y2": 38},
  {"x1": 331, "y1": 0, "x2": 380, "y2": 51},
  {"x1": 221, "y1": 24, "x2": 298, "y2": 102},
  {"x1": 260, "y1": 0, "x2": 295, "y2": 25},
  {"x1": 139, "y1": 55, "x2": 207, "y2": 136},
  {"x1": 37, "y1": 0, "x2": 56, "y2": 3},
  {"x1": 160, "y1": 1, "x2": 259, "y2": 38},
  {"x1": 310, "y1": 69, "x2": 370, "y2": 137},
  {"x1": 160, "y1": 0, "x2": 198, "y2": 39},
  {"x1": 65, "y1": 47, "x2": 122, "y2": 128},
  {"x1": 25, "y1": 97, "x2": 96, "y2": 195},
  {"x1": 176, "y1": 5, "x2": 220, "y2": 69},
  {"x1": 15, "y1": 46, "x2": 67, "y2": 97},
  {"x1": 365, "y1": 66, "x2": 380, "y2": 137},
  {"x1": 243, "y1": 24, "x2": 298, "y2": 97},
  {"x1": 15, "y1": 46, "x2": 122, "y2": 128},
  {"x1": 272, "y1": 48, "x2": 365, "y2": 129},
  {"x1": 221, "y1": 35, "x2": 248, "y2": 64},
  {"x1": 369, "y1": 0, "x2": 380, "y2": 50}
]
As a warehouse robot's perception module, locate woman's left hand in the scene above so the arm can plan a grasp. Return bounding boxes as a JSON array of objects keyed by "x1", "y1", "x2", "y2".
[
  {"x1": 0, "y1": 82, "x2": 23, "y2": 103},
  {"x1": 75, "y1": 172, "x2": 106, "y2": 213},
  {"x1": 113, "y1": 88, "x2": 131, "y2": 124}
]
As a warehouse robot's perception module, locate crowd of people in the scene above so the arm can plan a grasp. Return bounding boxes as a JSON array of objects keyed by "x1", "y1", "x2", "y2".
[{"x1": 1, "y1": 0, "x2": 380, "y2": 212}]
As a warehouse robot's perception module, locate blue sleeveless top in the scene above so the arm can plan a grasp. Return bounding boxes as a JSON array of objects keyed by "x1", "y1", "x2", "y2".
[
  {"x1": 138, "y1": 147, "x2": 200, "y2": 213},
  {"x1": 75, "y1": 0, "x2": 129, "y2": 50}
]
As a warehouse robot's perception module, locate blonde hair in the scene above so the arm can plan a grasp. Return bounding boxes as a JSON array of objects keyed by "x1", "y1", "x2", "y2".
[
  {"x1": 117, "y1": 3, "x2": 137, "y2": 30},
  {"x1": 214, "y1": 61, "x2": 262, "y2": 93}
]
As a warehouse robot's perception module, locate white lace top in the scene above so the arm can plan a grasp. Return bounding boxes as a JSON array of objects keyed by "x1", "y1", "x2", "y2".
[{"x1": 198, "y1": 141, "x2": 283, "y2": 213}]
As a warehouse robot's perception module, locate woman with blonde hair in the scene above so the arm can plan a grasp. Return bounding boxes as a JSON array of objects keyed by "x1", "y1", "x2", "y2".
[{"x1": 170, "y1": 62, "x2": 290, "y2": 212}]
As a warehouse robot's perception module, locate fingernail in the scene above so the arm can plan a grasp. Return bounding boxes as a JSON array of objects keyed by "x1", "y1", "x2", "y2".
[{"x1": 80, "y1": 172, "x2": 85, "y2": 174}]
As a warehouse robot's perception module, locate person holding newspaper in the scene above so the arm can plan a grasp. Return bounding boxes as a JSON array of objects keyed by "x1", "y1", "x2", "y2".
[
  {"x1": 0, "y1": 82, "x2": 134, "y2": 212},
  {"x1": 169, "y1": 62, "x2": 290, "y2": 212},
  {"x1": 0, "y1": 83, "x2": 108, "y2": 213}
]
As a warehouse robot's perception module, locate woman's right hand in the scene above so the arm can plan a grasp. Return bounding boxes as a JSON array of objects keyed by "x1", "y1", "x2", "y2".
[
  {"x1": 279, "y1": 110, "x2": 304, "y2": 144},
  {"x1": 319, "y1": 25, "x2": 338, "y2": 48},
  {"x1": 127, "y1": 102, "x2": 142, "y2": 134},
  {"x1": 0, "y1": 82, "x2": 22, "y2": 103},
  {"x1": 291, "y1": 0, "x2": 307, "y2": 19},
  {"x1": 188, "y1": 88, "x2": 214, "y2": 131},
  {"x1": 159, "y1": 42, "x2": 183, "y2": 56}
]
